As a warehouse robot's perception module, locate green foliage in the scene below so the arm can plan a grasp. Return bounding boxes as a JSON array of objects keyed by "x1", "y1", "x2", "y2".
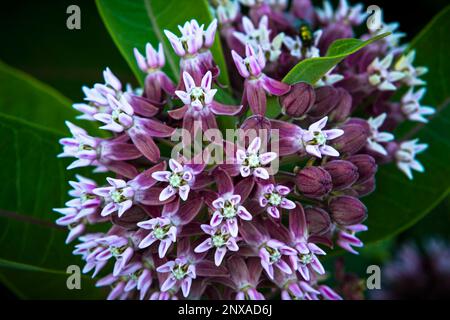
[
  {"x1": 96, "y1": 0, "x2": 230, "y2": 86},
  {"x1": 363, "y1": 6, "x2": 450, "y2": 243},
  {"x1": 0, "y1": 63, "x2": 103, "y2": 299}
]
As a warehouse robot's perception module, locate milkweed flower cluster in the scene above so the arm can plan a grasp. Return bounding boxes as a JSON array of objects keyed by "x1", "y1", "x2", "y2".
[{"x1": 54, "y1": 0, "x2": 432, "y2": 300}]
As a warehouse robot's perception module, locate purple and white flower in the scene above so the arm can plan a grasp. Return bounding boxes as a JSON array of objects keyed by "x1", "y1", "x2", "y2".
[
  {"x1": 401, "y1": 88, "x2": 435, "y2": 123},
  {"x1": 366, "y1": 113, "x2": 395, "y2": 156},
  {"x1": 169, "y1": 71, "x2": 242, "y2": 133},
  {"x1": 137, "y1": 217, "x2": 177, "y2": 258},
  {"x1": 259, "y1": 239, "x2": 297, "y2": 279},
  {"x1": 288, "y1": 204, "x2": 326, "y2": 281},
  {"x1": 210, "y1": 193, "x2": 252, "y2": 237},
  {"x1": 195, "y1": 224, "x2": 239, "y2": 266},
  {"x1": 337, "y1": 224, "x2": 368, "y2": 254},
  {"x1": 368, "y1": 54, "x2": 405, "y2": 91},
  {"x1": 233, "y1": 15, "x2": 284, "y2": 62},
  {"x1": 232, "y1": 44, "x2": 290, "y2": 115},
  {"x1": 258, "y1": 184, "x2": 295, "y2": 218},
  {"x1": 301, "y1": 116, "x2": 344, "y2": 158},
  {"x1": 134, "y1": 42, "x2": 175, "y2": 100},
  {"x1": 157, "y1": 258, "x2": 196, "y2": 298},
  {"x1": 394, "y1": 50, "x2": 428, "y2": 87},
  {"x1": 395, "y1": 139, "x2": 428, "y2": 180},
  {"x1": 152, "y1": 159, "x2": 197, "y2": 201},
  {"x1": 236, "y1": 137, "x2": 277, "y2": 179}
]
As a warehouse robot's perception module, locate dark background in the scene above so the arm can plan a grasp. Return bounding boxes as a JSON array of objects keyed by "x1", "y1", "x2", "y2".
[{"x1": 0, "y1": 0, "x2": 448, "y2": 299}]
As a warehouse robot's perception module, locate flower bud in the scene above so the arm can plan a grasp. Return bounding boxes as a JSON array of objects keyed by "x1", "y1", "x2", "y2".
[
  {"x1": 307, "y1": 86, "x2": 339, "y2": 118},
  {"x1": 353, "y1": 177, "x2": 376, "y2": 197},
  {"x1": 347, "y1": 154, "x2": 378, "y2": 184},
  {"x1": 280, "y1": 82, "x2": 315, "y2": 118},
  {"x1": 292, "y1": 0, "x2": 315, "y2": 23},
  {"x1": 328, "y1": 88, "x2": 352, "y2": 123},
  {"x1": 305, "y1": 207, "x2": 332, "y2": 235},
  {"x1": 323, "y1": 160, "x2": 359, "y2": 190},
  {"x1": 332, "y1": 123, "x2": 369, "y2": 155},
  {"x1": 329, "y1": 196, "x2": 367, "y2": 226},
  {"x1": 241, "y1": 115, "x2": 272, "y2": 133},
  {"x1": 295, "y1": 166, "x2": 332, "y2": 198}
]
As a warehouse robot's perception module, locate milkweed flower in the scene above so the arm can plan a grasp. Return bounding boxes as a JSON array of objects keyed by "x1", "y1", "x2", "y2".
[
  {"x1": 337, "y1": 224, "x2": 368, "y2": 254},
  {"x1": 157, "y1": 258, "x2": 197, "y2": 298},
  {"x1": 236, "y1": 137, "x2": 277, "y2": 179},
  {"x1": 134, "y1": 42, "x2": 175, "y2": 101},
  {"x1": 232, "y1": 44, "x2": 290, "y2": 115},
  {"x1": 258, "y1": 184, "x2": 295, "y2": 218},
  {"x1": 366, "y1": 113, "x2": 395, "y2": 156},
  {"x1": 368, "y1": 54, "x2": 405, "y2": 91},
  {"x1": 169, "y1": 71, "x2": 242, "y2": 133},
  {"x1": 151, "y1": 158, "x2": 203, "y2": 201},
  {"x1": 400, "y1": 88, "x2": 435, "y2": 123},
  {"x1": 301, "y1": 116, "x2": 344, "y2": 158},
  {"x1": 395, "y1": 139, "x2": 428, "y2": 180},
  {"x1": 194, "y1": 224, "x2": 239, "y2": 266}
]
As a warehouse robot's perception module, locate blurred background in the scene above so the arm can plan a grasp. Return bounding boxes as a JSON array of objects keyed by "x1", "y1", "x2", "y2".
[{"x1": 0, "y1": 0, "x2": 449, "y2": 299}]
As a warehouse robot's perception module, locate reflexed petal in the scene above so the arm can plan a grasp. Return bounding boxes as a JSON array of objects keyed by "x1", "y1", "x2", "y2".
[
  {"x1": 194, "y1": 239, "x2": 213, "y2": 253},
  {"x1": 181, "y1": 277, "x2": 192, "y2": 297},
  {"x1": 161, "y1": 276, "x2": 177, "y2": 292},
  {"x1": 227, "y1": 218, "x2": 239, "y2": 237},
  {"x1": 259, "y1": 152, "x2": 277, "y2": 165},
  {"x1": 214, "y1": 247, "x2": 227, "y2": 266},
  {"x1": 158, "y1": 239, "x2": 172, "y2": 258},
  {"x1": 178, "y1": 185, "x2": 190, "y2": 201},
  {"x1": 253, "y1": 168, "x2": 269, "y2": 179},
  {"x1": 319, "y1": 145, "x2": 340, "y2": 157},
  {"x1": 305, "y1": 145, "x2": 322, "y2": 158},
  {"x1": 159, "y1": 186, "x2": 176, "y2": 201},
  {"x1": 210, "y1": 211, "x2": 223, "y2": 227},
  {"x1": 237, "y1": 206, "x2": 252, "y2": 221},
  {"x1": 281, "y1": 199, "x2": 295, "y2": 209},
  {"x1": 139, "y1": 234, "x2": 157, "y2": 249}
]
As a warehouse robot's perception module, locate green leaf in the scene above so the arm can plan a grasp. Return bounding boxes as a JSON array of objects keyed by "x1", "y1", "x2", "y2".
[
  {"x1": 283, "y1": 33, "x2": 390, "y2": 85},
  {"x1": 0, "y1": 61, "x2": 75, "y2": 133},
  {"x1": 0, "y1": 64, "x2": 104, "y2": 299},
  {"x1": 96, "y1": 0, "x2": 230, "y2": 87},
  {"x1": 363, "y1": 6, "x2": 450, "y2": 243},
  {"x1": 266, "y1": 33, "x2": 390, "y2": 118}
]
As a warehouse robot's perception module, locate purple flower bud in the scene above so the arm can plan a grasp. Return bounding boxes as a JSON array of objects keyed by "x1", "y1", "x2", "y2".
[
  {"x1": 353, "y1": 177, "x2": 376, "y2": 197},
  {"x1": 295, "y1": 166, "x2": 332, "y2": 198},
  {"x1": 332, "y1": 123, "x2": 369, "y2": 155},
  {"x1": 240, "y1": 115, "x2": 272, "y2": 133},
  {"x1": 308, "y1": 86, "x2": 339, "y2": 118},
  {"x1": 328, "y1": 88, "x2": 352, "y2": 123},
  {"x1": 280, "y1": 82, "x2": 315, "y2": 118},
  {"x1": 347, "y1": 154, "x2": 378, "y2": 184},
  {"x1": 329, "y1": 196, "x2": 367, "y2": 226},
  {"x1": 305, "y1": 207, "x2": 332, "y2": 236},
  {"x1": 292, "y1": 0, "x2": 315, "y2": 23},
  {"x1": 323, "y1": 160, "x2": 359, "y2": 190}
]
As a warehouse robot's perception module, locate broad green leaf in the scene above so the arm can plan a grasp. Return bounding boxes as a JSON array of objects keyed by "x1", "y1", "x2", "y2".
[
  {"x1": 0, "y1": 61, "x2": 75, "y2": 133},
  {"x1": 363, "y1": 6, "x2": 450, "y2": 243},
  {"x1": 266, "y1": 33, "x2": 390, "y2": 118},
  {"x1": 0, "y1": 65, "x2": 104, "y2": 299},
  {"x1": 96, "y1": 0, "x2": 230, "y2": 87},
  {"x1": 283, "y1": 33, "x2": 390, "y2": 85}
]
